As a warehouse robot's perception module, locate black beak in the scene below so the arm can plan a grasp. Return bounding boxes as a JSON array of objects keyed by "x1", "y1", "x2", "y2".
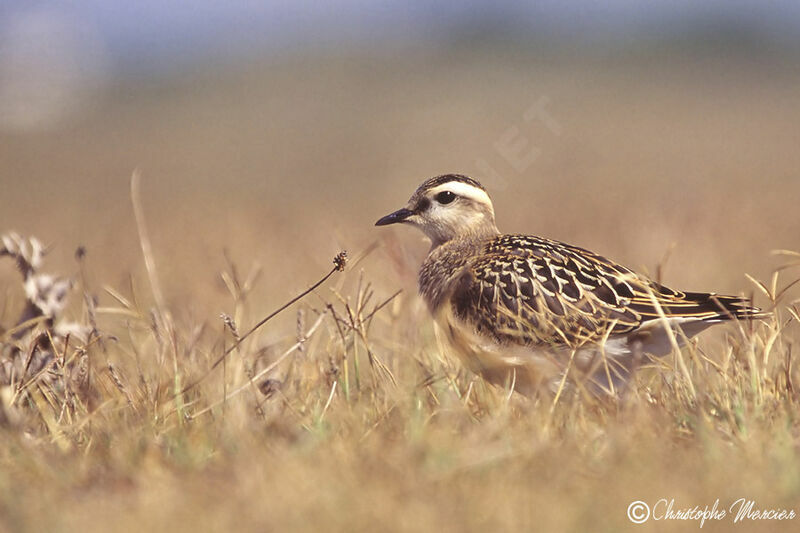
[{"x1": 375, "y1": 207, "x2": 414, "y2": 226}]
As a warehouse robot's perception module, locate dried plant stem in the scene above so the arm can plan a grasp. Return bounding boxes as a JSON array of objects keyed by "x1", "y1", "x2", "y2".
[
  {"x1": 188, "y1": 312, "x2": 327, "y2": 418},
  {"x1": 131, "y1": 171, "x2": 185, "y2": 418},
  {"x1": 130, "y1": 170, "x2": 167, "y2": 316},
  {"x1": 181, "y1": 252, "x2": 346, "y2": 395}
]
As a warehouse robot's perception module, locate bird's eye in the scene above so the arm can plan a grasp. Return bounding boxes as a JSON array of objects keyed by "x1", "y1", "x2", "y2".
[{"x1": 435, "y1": 191, "x2": 456, "y2": 204}]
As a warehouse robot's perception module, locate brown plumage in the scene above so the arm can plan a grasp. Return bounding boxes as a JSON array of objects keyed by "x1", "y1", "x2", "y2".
[{"x1": 377, "y1": 174, "x2": 764, "y2": 394}]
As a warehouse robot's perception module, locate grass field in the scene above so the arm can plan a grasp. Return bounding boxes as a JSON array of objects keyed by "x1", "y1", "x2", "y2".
[{"x1": 2, "y1": 50, "x2": 800, "y2": 531}]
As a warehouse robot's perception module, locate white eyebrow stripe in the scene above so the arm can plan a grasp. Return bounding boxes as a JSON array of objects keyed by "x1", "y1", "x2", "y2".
[{"x1": 429, "y1": 182, "x2": 492, "y2": 207}]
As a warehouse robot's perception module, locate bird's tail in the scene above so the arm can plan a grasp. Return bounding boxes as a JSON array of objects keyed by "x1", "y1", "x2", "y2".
[
  {"x1": 628, "y1": 282, "x2": 768, "y2": 322},
  {"x1": 664, "y1": 292, "x2": 767, "y2": 322}
]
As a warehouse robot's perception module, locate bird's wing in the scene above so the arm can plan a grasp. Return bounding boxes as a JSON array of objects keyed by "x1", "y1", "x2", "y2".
[{"x1": 448, "y1": 234, "x2": 760, "y2": 348}]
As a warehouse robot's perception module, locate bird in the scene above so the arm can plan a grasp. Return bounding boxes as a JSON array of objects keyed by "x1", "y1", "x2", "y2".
[{"x1": 375, "y1": 173, "x2": 764, "y2": 395}]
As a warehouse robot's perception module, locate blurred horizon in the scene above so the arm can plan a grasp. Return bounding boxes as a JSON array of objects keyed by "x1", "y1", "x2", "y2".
[
  {"x1": 4, "y1": 2, "x2": 800, "y2": 74},
  {"x1": 3, "y1": 1, "x2": 800, "y2": 133}
]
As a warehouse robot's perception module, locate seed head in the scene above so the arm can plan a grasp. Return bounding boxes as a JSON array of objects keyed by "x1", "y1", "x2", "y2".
[{"x1": 333, "y1": 251, "x2": 348, "y2": 272}]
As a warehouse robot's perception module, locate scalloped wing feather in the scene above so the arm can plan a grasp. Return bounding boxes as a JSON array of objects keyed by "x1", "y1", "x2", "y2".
[{"x1": 449, "y1": 235, "x2": 762, "y2": 349}]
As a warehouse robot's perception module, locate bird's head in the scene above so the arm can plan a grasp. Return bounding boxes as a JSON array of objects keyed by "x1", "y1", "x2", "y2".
[{"x1": 375, "y1": 174, "x2": 498, "y2": 247}]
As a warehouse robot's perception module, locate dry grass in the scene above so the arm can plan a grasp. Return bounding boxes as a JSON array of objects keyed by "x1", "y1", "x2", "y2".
[{"x1": 2, "y1": 51, "x2": 800, "y2": 532}]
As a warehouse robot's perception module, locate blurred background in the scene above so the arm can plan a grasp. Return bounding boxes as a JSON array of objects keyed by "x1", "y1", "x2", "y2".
[
  {"x1": 2, "y1": 0, "x2": 800, "y2": 317},
  {"x1": 4, "y1": 6, "x2": 800, "y2": 530}
]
